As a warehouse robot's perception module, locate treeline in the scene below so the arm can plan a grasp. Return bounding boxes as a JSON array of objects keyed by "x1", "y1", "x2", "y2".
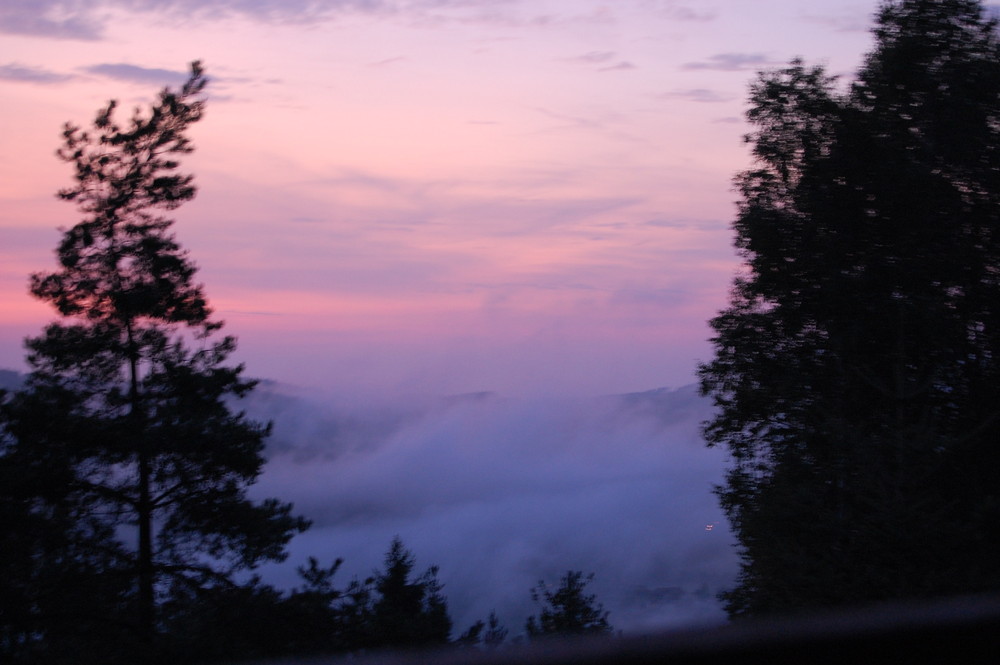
[
  {"x1": 169, "y1": 542, "x2": 611, "y2": 661},
  {"x1": 1, "y1": 524, "x2": 611, "y2": 663}
]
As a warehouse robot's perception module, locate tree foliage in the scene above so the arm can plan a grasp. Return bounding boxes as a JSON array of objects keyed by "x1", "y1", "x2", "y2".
[
  {"x1": 364, "y1": 537, "x2": 454, "y2": 649},
  {"x1": 525, "y1": 571, "x2": 612, "y2": 639},
  {"x1": 456, "y1": 610, "x2": 508, "y2": 650},
  {"x1": 0, "y1": 62, "x2": 308, "y2": 660},
  {"x1": 157, "y1": 538, "x2": 458, "y2": 661},
  {"x1": 699, "y1": 0, "x2": 1000, "y2": 616}
]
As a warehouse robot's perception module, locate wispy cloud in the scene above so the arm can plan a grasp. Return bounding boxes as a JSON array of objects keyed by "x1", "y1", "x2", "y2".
[
  {"x1": 412, "y1": 3, "x2": 620, "y2": 30},
  {"x1": 530, "y1": 106, "x2": 643, "y2": 143},
  {"x1": 0, "y1": 62, "x2": 74, "y2": 84},
  {"x1": 0, "y1": 0, "x2": 386, "y2": 40},
  {"x1": 0, "y1": 1, "x2": 104, "y2": 40},
  {"x1": 645, "y1": 217, "x2": 727, "y2": 230},
  {"x1": 658, "y1": 88, "x2": 735, "y2": 104},
  {"x1": 681, "y1": 52, "x2": 775, "y2": 72},
  {"x1": 369, "y1": 56, "x2": 407, "y2": 67},
  {"x1": 644, "y1": 1, "x2": 716, "y2": 23},
  {"x1": 1, "y1": 0, "x2": 614, "y2": 40},
  {"x1": 126, "y1": 0, "x2": 388, "y2": 22},
  {"x1": 668, "y1": 6, "x2": 716, "y2": 22},
  {"x1": 566, "y1": 51, "x2": 617, "y2": 65},
  {"x1": 801, "y1": 11, "x2": 872, "y2": 33},
  {"x1": 601, "y1": 61, "x2": 636, "y2": 72},
  {"x1": 81, "y1": 63, "x2": 190, "y2": 86},
  {"x1": 563, "y1": 50, "x2": 635, "y2": 72}
]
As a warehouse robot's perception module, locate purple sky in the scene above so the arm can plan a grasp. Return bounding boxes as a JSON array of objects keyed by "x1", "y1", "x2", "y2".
[{"x1": 0, "y1": 0, "x2": 886, "y2": 396}]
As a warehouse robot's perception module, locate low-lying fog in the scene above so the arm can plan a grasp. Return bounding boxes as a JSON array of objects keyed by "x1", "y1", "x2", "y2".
[{"x1": 245, "y1": 382, "x2": 737, "y2": 636}]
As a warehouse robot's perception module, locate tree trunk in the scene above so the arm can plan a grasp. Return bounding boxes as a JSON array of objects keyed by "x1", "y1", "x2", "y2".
[{"x1": 127, "y1": 321, "x2": 154, "y2": 644}]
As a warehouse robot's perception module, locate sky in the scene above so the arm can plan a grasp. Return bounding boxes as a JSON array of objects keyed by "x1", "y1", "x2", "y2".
[{"x1": 0, "y1": 0, "x2": 890, "y2": 397}]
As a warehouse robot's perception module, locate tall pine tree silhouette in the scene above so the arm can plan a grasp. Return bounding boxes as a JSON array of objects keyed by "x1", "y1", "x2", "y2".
[{"x1": 3, "y1": 62, "x2": 308, "y2": 649}]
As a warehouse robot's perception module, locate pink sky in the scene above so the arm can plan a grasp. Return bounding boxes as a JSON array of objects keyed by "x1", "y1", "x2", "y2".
[{"x1": 1, "y1": 0, "x2": 882, "y2": 396}]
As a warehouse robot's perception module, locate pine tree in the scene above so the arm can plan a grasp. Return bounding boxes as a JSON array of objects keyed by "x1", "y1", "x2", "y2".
[
  {"x1": 525, "y1": 571, "x2": 612, "y2": 639},
  {"x1": 0, "y1": 62, "x2": 308, "y2": 653},
  {"x1": 333, "y1": 538, "x2": 453, "y2": 651},
  {"x1": 368, "y1": 537, "x2": 453, "y2": 649},
  {"x1": 456, "y1": 611, "x2": 508, "y2": 650},
  {"x1": 482, "y1": 611, "x2": 509, "y2": 649},
  {"x1": 699, "y1": 0, "x2": 1000, "y2": 616}
]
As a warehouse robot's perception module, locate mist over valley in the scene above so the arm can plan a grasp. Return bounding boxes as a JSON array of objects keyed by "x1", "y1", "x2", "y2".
[{"x1": 244, "y1": 380, "x2": 737, "y2": 634}]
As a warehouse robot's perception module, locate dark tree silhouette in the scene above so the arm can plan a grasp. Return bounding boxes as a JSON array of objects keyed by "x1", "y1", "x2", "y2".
[
  {"x1": 154, "y1": 556, "x2": 355, "y2": 662},
  {"x1": 456, "y1": 610, "x2": 508, "y2": 650},
  {"x1": 482, "y1": 610, "x2": 509, "y2": 649},
  {"x1": 320, "y1": 538, "x2": 453, "y2": 652},
  {"x1": 0, "y1": 61, "x2": 308, "y2": 656},
  {"x1": 368, "y1": 537, "x2": 453, "y2": 649},
  {"x1": 525, "y1": 571, "x2": 612, "y2": 639},
  {"x1": 0, "y1": 427, "x2": 134, "y2": 664},
  {"x1": 699, "y1": 0, "x2": 1000, "y2": 616}
]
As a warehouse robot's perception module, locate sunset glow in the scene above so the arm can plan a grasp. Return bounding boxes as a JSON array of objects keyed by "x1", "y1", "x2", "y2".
[{"x1": 2, "y1": 0, "x2": 883, "y2": 395}]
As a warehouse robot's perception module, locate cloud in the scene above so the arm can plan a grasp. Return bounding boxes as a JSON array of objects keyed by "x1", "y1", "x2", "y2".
[
  {"x1": 601, "y1": 61, "x2": 636, "y2": 72},
  {"x1": 126, "y1": 0, "x2": 387, "y2": 22},
  {"x1": 0, "y1": 0, "x2": 385, "y2": 40},
  {"x1": 0, "y1": 1, "x2": 104, "y2": 40},
  {"x1": 564, "y1": 51, "x2": 635, "y2": 72},
  {"x1": 658, "y1": 88, "x2": 735, "y2": 103},
  {"x1": 567, "y1": 51, "x2": 617, "y2": 64},
  {"x1": 801, "y1": 10, "x2": 873, "y2": 33},
  {"x1": 643, "y1": 1, "x2": 715, "y2": 22},
  {"x1": 369, "y1": 56, "x2": 407, "y2": 67},
  {"x1": 406, "y1": 3, "x2": 619, "y2": 30},
  {"x1": 81, "y1": 63, "x2": 190, "y2": 86},
  {"x1": 645, "y1": 217, "x2": 726, "y2": 230},
  {"x1": 669, "y1": 6, "x2": 715, "y2": 22},
  {"x1": 611, "y1": 286, "x2": 694, "y2": 308},
  {"x1": 2, "y1": 0, "x2": 612, "y2": 40},
  {"x1": 531, "y1": 106, "x2": 640, "y2": 141},
  {"x1": 246, "y1": 383, "x2": 737, "y2": 635},
  {"x1": 0, "y1": 62, "x2": 74, "y2": 84},
  {"x1": 682, "y1": 52, "x2": 775, "y2": 72}
]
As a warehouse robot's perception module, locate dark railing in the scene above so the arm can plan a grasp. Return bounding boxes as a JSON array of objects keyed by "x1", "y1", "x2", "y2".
[{"x1": 247, "y1": 593, "x2": 1000, "y2": 665}]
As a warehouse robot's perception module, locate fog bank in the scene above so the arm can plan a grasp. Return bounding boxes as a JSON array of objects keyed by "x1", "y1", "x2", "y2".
[{"x1": 247, "y1": 382, "x2": 737, "y2": 635}]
